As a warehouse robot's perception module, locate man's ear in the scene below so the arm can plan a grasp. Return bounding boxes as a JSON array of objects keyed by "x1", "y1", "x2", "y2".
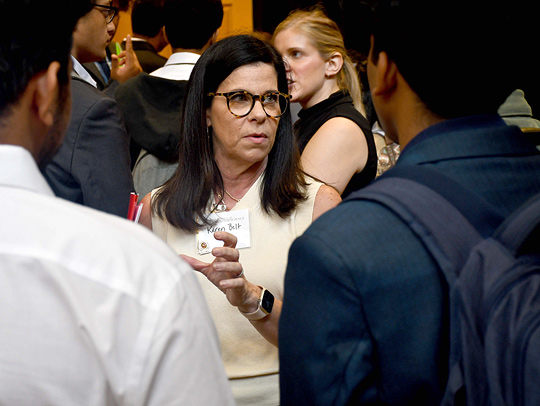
[
  {"x1": 209, "y1": 29, "x2": 219, "y2": 46},
  {"x1": 325, "y1": 52, "x2": 343, "y2": 78},
  {"x1": 163, "y1": 26, "x2": 168, "y2": 42},
  {"x1": 161, "y1": 26, "x2": 169, "y2": 46},
  {"x1": 369, "y1": 50, "x2": 398, "y2": 98},
  {"x1": 34, "y1": 62, "x2": 61, "y2": 127}
]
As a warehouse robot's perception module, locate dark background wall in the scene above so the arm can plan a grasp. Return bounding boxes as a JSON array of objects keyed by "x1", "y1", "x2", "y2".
[{"x1": 252, "y1": 0, "x2": 372, "y2": 57}]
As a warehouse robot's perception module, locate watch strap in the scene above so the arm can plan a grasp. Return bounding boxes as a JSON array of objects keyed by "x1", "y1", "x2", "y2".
[{"x1": 240, "y1": 286, "x2": 272, "y2": 321}]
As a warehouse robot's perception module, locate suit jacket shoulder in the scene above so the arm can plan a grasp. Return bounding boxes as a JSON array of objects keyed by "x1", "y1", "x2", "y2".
[{"x1": 43, "y1": 76, "x2": 134, "y2": 217}]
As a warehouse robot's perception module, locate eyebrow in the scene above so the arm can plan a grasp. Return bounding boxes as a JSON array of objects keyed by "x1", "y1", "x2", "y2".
[
  {"x1": 226, "y1": 89, "x2": 280, "y2": 94},
  {"x1": 286, "y1": 46, "x2": 303, "y2": 53}
]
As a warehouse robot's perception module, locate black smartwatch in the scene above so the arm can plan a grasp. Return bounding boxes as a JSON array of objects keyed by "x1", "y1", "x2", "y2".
[{"x1": 240, "y1": 286, "x2": 274, "y2": 320}]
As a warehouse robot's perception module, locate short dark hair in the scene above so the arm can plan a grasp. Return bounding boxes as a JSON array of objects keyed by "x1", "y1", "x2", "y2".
[
  {"x1": 0, "y1": 0, "x2": 92, "y2": 119},
  {"x1": 153, "y1": 35, "x2": 307, "y2": 232},
  {"x1": 117, "y1": 0, "x2": 132, "y2": 11},
  {"x1": 163, "y1": 0, "x2": 223, "y2": 49},
  {"x1": 369, "y1": 0, "x2": 534, "y2": 119},
  {"x1": 131, "y1": 0, "x2": 165, "y2": 38}
]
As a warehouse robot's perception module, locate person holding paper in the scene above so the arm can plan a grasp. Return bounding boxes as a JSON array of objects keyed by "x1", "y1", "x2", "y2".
[{"x1": 139, "y1": 34, "x2": 341, "y2": 405}]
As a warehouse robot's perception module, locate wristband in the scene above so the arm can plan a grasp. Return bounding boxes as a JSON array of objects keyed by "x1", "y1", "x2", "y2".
[{"x1": 240, "y1": 286, "x2": 274, "y2": 321}]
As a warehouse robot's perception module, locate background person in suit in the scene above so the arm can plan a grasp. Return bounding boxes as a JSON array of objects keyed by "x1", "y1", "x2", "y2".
[
  {"x1": 278, "y1": 0, "x2": 540, "y2": 404},
  {"x1": 84, "y1": 0, "x2": 135, "y2": 89},
  {"x1": 127, "y1": 0, "x2": 168, "y2": 74},
  {"x1": 43, "y1": 0, "x2": 135, "y2": 217},
  {"x1": 115, "y1": 0, "x2": 223, "y2": 194},
  {"x1": 150, "y1": 0, "x2": 223, "y2": 81}
]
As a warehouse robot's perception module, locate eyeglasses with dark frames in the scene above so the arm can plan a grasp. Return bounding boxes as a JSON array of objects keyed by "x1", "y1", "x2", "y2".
[
  {"x1": 207, "y1": 91, "x2": 291, "y2": 118},
  {"x1": 92, "y1": 3, "x2": 118, "y2": 24}
]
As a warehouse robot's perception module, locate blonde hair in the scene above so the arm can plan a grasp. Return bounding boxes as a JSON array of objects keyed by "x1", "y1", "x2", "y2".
[{"x1": 273, "y1": 7, "x2": 365, "y2": 115}]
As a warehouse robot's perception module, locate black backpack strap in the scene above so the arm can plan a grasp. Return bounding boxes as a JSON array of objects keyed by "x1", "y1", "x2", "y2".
[{"x1": 346, "y1": 165, "x2": 504, "y2": 283}]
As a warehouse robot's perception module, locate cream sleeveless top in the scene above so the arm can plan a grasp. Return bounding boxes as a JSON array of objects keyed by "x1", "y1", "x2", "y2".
[{"x1": 151, "y1": 174, "x2": 322, "y2": 381}]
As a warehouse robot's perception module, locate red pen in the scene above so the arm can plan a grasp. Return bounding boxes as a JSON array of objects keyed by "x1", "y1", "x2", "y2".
[{"x1": 127, "y1": 192, "x2": 138, "y2": 220}]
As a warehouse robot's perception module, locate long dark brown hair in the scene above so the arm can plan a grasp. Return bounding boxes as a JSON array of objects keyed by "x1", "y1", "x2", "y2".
[{"x1": 152, "y1": 34, "x2": 308, "y2": 232}]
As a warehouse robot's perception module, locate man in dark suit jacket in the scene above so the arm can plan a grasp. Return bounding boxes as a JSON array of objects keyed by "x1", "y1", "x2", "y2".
[
  {"x1": 84, "y1": 0, "x2": 143, "y2": 90},
  {"x1": 83, "y1": 0, "x2": 122, "y2": 89},
  {"x1": 278, "y1": 0, "x2": 540, "y2": 405},
  {"x1": 43, "y1": 0, "x2": 134, "y2": 217},
  {"x1": 128, "y1": 40, "x2": 167, "y2": 74},
  {"x1": 126, "y1": 0, "x2": 168, "y2": 74},
  {"x1": 115, "y1": 0, "x2": 223, "y2": 189}
]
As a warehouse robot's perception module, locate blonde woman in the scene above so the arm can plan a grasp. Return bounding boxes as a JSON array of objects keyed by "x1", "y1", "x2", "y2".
[{"x1": 273, "y1": 7, "x2": 378, "y2": 197}]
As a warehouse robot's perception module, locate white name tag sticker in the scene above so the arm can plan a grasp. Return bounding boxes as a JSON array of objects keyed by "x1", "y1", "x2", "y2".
[{"x1": 197, "y1": 209, "x2": 251, "y2": 255}]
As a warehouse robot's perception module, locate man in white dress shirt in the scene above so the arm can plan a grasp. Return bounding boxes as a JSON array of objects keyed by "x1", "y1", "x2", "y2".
[{"x1": 0, "y1": 0, "x2": 234, "y2": 404}]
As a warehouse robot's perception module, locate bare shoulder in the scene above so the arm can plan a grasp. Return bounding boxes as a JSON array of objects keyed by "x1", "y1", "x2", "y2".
[
  {"x1": 312, "y1": 184, "x2": 341, "y2": 221},
  {"x1": 315, "y1": 116, "x2": 366, "y2": 142},
  {"x1": 139, "y1": 193, "x2": 153, "y2": 230},
  {"x1": 305, "y1": 116, "x2": 368, "y2": 160}
]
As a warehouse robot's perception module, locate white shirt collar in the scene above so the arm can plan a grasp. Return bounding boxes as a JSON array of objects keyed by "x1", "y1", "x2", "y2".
[
  {"x1": 150, "y1": 52, "x2": 200, "y2": 80},
  {"x1": 0, "y1": 145, "x2": 55, "y2": 196},
  {"x1": 125, "y1": 37, "x2": 146, "y2": 42},
  {"x1": 71, "y1": 55, "x2": 98, "y2": 88},
  {"x1": 164, "y1": 52, "x2": 200, "y2": 66}
]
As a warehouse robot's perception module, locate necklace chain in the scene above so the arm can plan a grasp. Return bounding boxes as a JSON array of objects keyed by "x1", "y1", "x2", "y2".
[
  {"x1": 224, "y1": 190, "x2": 241, "y2": 202},
  {"x1": 213, "y1": 190, "x2": 241, "y2": 212}
]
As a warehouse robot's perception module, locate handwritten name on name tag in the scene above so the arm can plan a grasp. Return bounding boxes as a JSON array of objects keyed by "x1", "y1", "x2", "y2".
[{"x1": 197, "y1": 209, "x2": 251, "y2": 255}]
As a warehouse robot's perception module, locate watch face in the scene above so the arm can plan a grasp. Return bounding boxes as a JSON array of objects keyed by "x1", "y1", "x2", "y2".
[{"x1": 261, "y1": 290, "x2": 275, "y2": 314}]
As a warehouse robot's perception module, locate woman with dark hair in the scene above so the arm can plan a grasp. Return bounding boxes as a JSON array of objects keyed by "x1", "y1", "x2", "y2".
[{"x1": 139, "y1": 34, "x2": 340, "y2": 404}]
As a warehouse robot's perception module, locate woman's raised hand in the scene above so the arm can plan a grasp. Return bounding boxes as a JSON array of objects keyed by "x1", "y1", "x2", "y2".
[{"x1": 181, "y1": 231, "x2": 260, "y2": 313}]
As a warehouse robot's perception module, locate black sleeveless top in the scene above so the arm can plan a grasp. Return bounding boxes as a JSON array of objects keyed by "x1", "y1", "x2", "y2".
[{"x1": 293, "y1": 91, "x2": 378, "y2": 198}]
